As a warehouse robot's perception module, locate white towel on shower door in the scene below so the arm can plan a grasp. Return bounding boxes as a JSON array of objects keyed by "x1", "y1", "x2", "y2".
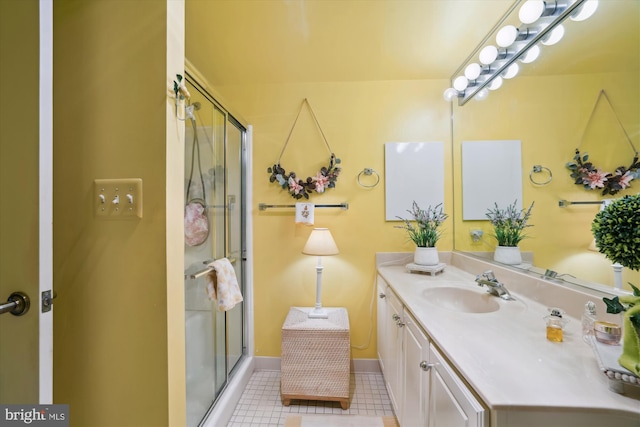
[{"x1": 205, "y1": 258, "x2": 243, "y2": 311}]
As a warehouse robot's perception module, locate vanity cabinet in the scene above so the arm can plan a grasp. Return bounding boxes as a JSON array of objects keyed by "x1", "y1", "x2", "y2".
[
  {"x1": 402, "y1": 310, "x2": 430, "y2": 427},
  {"x1": 378, "y1": 276, "x2": 404, "y2": 416},
  {"x1": 429, "y1": 345, "x2": 485, "y2": 427},
  {"x1": 377, "y1": 279, "x2": 388, "y2": 372},
  {"x1": 377, "y1": 274, "x2": 487, "y2": 427}
]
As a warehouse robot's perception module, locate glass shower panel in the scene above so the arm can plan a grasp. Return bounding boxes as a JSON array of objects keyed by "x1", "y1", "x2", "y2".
[
  {"x1": 226, "y1": 120, "x2": 245, "y2": 373},
  {"x1": 210, "y1": 105, "x2": 227, "y2": 396},
  {"x1": 184, "y1": 82, "x2": 227, "y2": 427},
  {"x1": 183, "y1": 76, "x2": 247, "y2": 427},
  {"x1": 184, "y1": 89, "x2": 215, "y2": 427}
]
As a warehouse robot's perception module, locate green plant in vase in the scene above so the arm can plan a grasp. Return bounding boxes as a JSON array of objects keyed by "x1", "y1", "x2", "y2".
[
  {"x1": 396, "y1": 201, "x2": 448, "y2": 248},
  {"x1": 485, "y1": 200, "x2": 535, "y2": 247},
  {"x1": 396, "y1": 201, "x2": 448, "y2": 266},
  {"x1": 592, "y1": 194, "x2": 640, "y2": 376}
]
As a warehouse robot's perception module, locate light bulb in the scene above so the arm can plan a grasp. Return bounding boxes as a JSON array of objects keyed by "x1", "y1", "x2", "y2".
[
  {"x1": 496, "y1": 25, "x2": 518, "y2": 48},
  {"x1": 571, "y1": 0, "x2": 598, "y2": 21},
  {"x1": 519, "y1": 0, "x2": 545, "y2": 24},
  {"x1": 443, "y1": 88, "x2": 458, "y2": 102},
  {"x1": 479, "y1": 45, "x2": 498, "y2": 65},
  {"x1": 453, "y1": 76, "x2": 469, "y2": 91},
  {"x1": 464, "y1": 63, "x2": 482, "y2": 80},
  {"x1": 489, "y1": 76, "x2": 503, "y2": 90},
  {"x1": 542, "y1": 24, "x2": 564, "y2": 46},
  {"x1": 503, "y1": 63, "x2": 519, "y2": 79},
  {"x1": 475, "y1": 88, "x2": 489, "y2": 101},
  {"x1": 520, "y1": 45, "x2": 540, "y2": 63}
]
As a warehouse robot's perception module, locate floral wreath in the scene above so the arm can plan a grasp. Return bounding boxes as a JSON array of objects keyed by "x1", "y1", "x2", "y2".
[
  {"x1": 268, "y1": 153, "x2": 341, "y2": 200},
  {"x1": 268, "y1": 98, "x2": 342, "y2": 200},
  {"x1": 565, "y1": 90, "x2": 639, "y2": 196},
  {"x1": 566, "y1": 149, "x2": 640, "y2": 196}
]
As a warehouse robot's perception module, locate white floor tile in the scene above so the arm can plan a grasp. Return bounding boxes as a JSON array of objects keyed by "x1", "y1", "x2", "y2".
[{"x1": 226, "y1": 371, "x2": 394, "y2": 427}]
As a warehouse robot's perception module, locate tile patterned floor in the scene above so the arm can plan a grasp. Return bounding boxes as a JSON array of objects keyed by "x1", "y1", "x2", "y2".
[{"x1": 226, "y1": 370, "x2": 395, "y2": 427}]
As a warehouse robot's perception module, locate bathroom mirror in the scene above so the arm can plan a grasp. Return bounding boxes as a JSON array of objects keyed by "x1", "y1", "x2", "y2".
[{"x1": 452, "y1": 0, "x2": 640, "y2": 291}]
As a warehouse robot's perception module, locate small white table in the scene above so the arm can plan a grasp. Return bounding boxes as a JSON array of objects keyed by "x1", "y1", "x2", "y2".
[{"x1": 280, "y1": 307, "x2": 350, "y2": 409}]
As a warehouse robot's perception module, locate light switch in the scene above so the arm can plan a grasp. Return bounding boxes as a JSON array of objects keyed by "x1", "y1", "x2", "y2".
[{"x1": 94, "y1": 178, "x2": 143, "y2": 219}]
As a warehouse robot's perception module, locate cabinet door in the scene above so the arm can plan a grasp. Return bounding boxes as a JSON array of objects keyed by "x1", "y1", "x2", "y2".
[
  {"x1": 377, "y1": 275, "x2": 388, "y2": 372},
  {"x1": 385, "y1": 288, "x2": 404, "y2": 416},
  {"x1": 429, "y1": 346, "x2": 486, "y2": 427},
  {"x1": 403, "y1": 311, "x2": 431, "y2": 427}
]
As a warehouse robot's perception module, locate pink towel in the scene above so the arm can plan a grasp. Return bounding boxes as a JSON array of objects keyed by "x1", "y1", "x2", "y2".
[{"x1": 205, "y1": 258, "x2": 243, "y2": 311}]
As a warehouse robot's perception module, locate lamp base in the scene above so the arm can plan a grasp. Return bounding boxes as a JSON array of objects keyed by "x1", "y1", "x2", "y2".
[{"x1": 308, "y1": 307, "x2": 329, "y2": 319}]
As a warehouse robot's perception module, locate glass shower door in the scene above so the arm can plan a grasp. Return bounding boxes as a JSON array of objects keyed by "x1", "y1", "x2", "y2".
[
  {"x1": 225, "y1": 119, "x2": 245, "y2": 374},
  {"x1": 184, "y1": 76, "x2": 246, "y2": 427}
]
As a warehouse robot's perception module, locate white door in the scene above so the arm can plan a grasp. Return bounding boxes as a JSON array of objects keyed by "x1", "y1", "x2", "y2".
[{"x1": 0, "y1": 0, "x2": 53, "y2": 404}]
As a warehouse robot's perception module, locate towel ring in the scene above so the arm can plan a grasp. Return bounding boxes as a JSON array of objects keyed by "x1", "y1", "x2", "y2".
[
  {"x1": 530, "y1": 165, "x2": 552, "y2": 185},
  {"x1": 357, "y1": 168, "x2": 380, "y2": 188}
]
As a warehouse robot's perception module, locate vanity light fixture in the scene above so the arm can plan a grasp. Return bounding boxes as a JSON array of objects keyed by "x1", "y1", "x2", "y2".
[{"x1": 443, "y1": 0, "x2": 598, "y2": 105}]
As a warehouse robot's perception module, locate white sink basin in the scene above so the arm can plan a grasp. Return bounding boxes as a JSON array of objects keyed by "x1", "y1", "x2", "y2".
[{"x1": 422, "y1": 287, "x2": 503, "y2": 313}]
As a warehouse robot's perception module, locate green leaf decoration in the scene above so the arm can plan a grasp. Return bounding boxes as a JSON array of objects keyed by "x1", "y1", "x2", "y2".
[
  {"x1": 603, "y1": 296, "x2": 625, "y2": 314},
  {"x1": 630, "y1": 283, "x2": 640, "y2": 296}
]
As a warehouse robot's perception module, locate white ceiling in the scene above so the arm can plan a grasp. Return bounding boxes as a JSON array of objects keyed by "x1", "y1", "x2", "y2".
[{"x1": 185, "y1": 0, "x2": 639, "y2": 87}]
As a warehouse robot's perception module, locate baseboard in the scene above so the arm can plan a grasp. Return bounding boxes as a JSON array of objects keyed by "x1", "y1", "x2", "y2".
[{"x1": 254, "y1": 356, "x2": 381, "y2": 373}]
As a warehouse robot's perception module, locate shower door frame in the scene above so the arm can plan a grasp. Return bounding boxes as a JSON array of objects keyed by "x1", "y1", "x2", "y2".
[{"x1": 184, "y1": 72, "x2": 249, "y2": 427}]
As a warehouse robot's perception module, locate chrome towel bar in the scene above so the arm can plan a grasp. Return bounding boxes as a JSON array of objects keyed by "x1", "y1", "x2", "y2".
[
  {"x1": 558, "y1": 200, "x2": 604, "y2": 207},
  {"x1": 258, "y1": 202, "x2": 349, "y2": 211},
  {"x1": 185, "y1": 257, "x2": 237, "y2": 280}
]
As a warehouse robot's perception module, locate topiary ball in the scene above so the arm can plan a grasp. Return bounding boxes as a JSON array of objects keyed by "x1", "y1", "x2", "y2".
[{"x1": 592, "y1": 194, "x2": 640, "y2": 271}]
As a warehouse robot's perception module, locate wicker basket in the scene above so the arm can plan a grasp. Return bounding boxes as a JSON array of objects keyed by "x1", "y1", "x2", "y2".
[{"x1": 281, "y1": 307, "x2": 351, "y2": 409}]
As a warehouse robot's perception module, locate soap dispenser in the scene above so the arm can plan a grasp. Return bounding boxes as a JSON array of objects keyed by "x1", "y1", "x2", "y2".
[{"x1": 544, "y1": 308, "x2": 568, "y2": 342}]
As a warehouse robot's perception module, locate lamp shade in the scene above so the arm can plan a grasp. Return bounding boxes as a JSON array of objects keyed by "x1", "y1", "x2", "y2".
[{"x1": 302, "y1": 228, "x2": 339, "y2": 256}]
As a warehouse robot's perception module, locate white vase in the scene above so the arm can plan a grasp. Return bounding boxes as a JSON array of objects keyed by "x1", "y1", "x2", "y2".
[
  {"x1": 414, "y1": 247, "x2": 439, "y2": 266},
  {"x1": 493, "y1": 246, "x2": 522, "y2": 265}
]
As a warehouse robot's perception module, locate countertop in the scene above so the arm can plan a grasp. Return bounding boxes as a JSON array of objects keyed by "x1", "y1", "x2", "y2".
[{"x1": 377, "y1": 253, "x2": 640, "y2": 419}]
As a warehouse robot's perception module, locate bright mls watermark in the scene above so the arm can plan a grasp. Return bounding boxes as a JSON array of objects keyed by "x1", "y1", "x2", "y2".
[{"x1": 0, "y1": 405, "x2": 68, "y2": 427}]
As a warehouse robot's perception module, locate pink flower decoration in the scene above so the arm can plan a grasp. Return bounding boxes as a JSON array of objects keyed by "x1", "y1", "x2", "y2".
[
  {"x1": 314, "y1": 172, "x2": 329, "y2": 193},
  {"x1": 288, "y1": 176, "x2": 303, "y2": 195},
  {"x1": 584, "y1": 169, "x2": 608, "y2": 189},
  {"x1": 617, "y1": 170, "x2": 634, "y2": 189}
]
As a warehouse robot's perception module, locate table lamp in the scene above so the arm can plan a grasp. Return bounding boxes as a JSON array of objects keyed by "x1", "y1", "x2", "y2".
[{"x1": 302, "y1": 227, "x2": 339, "y2": 318}]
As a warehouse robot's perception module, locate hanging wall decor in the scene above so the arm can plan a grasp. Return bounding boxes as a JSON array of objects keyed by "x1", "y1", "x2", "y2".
[
  {"x1": 566, "y1": 90, "x2": 639, "y2": 196},
  {"x1": 170, "y1": 74, "x2": 190, "y2": 120},
  {"x1": 267, "y1": 98, "x2": 341, "y2": 200}
]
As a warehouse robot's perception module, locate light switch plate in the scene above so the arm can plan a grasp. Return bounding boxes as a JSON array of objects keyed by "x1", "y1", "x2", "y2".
[{"x1": 94, "y1": 178, "x2": 143, "y2": 219}]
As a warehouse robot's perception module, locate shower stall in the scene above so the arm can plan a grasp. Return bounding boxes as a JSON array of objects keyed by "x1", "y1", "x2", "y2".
[{"x1": 183, "y1": 74, "x2": 248, "y2": 427}]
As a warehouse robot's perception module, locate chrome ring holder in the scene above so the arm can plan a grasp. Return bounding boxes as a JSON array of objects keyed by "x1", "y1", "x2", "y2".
[
  {"x1": 530, "y1": 165, "x2": 552, "y2": 185},
  {"x1": 357, "y1": 168, "x2": 380, "y2": 188}
]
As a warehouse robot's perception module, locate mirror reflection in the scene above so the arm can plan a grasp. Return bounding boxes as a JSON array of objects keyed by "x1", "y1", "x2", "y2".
[{"x1": 452, "y1": 0, "x2": 640, "y2": 291}]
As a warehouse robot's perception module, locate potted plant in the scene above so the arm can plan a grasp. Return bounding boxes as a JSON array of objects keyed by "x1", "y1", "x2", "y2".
[
  {"x1": 396, "y1": 201, "x2": 448, "y2": 266},
  {"x1": 592, "y1": 194, "x2": 640, "y2": 375},
  {"x1": 485, "y1": 200, "x2": 534, "y2": 265}
]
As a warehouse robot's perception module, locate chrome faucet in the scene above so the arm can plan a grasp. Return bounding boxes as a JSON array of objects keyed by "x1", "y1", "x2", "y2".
[{"x1": 475, "y1": 270, "x2": 515, "y2": 301}]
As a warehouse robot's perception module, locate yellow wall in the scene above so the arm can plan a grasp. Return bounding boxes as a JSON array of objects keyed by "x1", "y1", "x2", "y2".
[
  {"x1": 453, "y1": 71, "x2": 640, "y2": 289},
  {"x1": 52, "y1": 1, "x2": 184, "y2": 425},
  {"x1": 214, "y1": 81, "x2": 452, "y2": 358}
]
